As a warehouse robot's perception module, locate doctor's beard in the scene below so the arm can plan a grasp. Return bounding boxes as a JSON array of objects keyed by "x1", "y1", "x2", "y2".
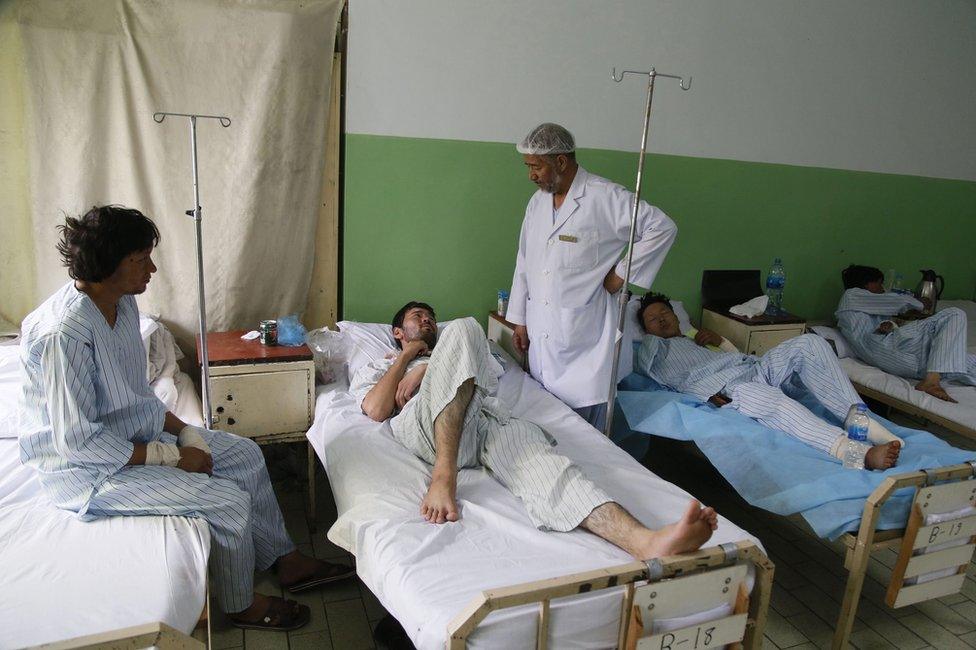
[{"x1": 537, "y1": 172, "x2": 563, "y2": 194}]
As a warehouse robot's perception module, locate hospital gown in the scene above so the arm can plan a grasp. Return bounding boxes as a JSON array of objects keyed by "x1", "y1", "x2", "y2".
[
  {"x1": 350, "y1": 318, "x2": 611, "y2": 531},
  {"x1": 836, "y1": 288, "x2": 976, "y2": 384},
  {"x1": 17, "y1": 282, "x2": 294, "y2": 612},
  {"x1": 636, "y1": 333, "x2": 865, "y2": 455}
]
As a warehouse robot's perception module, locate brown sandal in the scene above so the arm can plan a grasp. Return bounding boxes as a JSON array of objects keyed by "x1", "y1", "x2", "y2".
[{"x1": 230, "y1": 597, "x2": 310, "y2": 631}]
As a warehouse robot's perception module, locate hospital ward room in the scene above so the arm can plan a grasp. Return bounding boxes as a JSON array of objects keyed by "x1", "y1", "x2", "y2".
[{"x1": 2, "y1": 2, "x2": 976, "y2": 650}]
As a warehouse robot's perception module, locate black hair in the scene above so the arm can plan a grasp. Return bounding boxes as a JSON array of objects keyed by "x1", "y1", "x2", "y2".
[
  {"x1": 637, "y1": 292, "x2": 673, "y2": 331},
  {"x1": 57, "y1": 205, "x2": 160, "y2": 282},
  {"x1": 841, "y1": 264, "x2": 884, "y2": 290},
  {"x1": 391, "y1": 301, "x2": 436, "y2": 349}
]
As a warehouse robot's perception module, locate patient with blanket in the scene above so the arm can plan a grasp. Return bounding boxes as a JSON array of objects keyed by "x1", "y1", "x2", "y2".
[
  {"x1": 837, "y1": 264, "x2": 976, "y2": 403},
  {"x1": 635, "y1": 293, "x2": 902, "y2": 470},
  {"x1": 350, "y1": 301, "x2": 718, "y2": 561}
]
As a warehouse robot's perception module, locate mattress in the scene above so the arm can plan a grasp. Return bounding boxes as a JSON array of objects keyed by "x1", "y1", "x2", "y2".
[
  {"x1": 839, "y1": 357, "x2": 976, "y2": 433},
  {"x1": 0, "y1": 346, "x2": 211, "y2": 648},
  {"x1": 308, "y1": 352, "x2": 762, "y2": 650}
]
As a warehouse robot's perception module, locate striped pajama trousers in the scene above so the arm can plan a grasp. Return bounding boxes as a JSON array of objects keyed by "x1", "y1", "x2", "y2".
[
  {"x1": 391, "y1": 317, "x2": 611, "y2": 532},
  {"x1": 723, "y1": 334, "x2": 862, "y2": 455},
  {"x1": 862, "y1": 308, "x2": 976, "y2": 384},
  {"x1": 85, "y1": 430, "x2": 295, "y2": 613}
]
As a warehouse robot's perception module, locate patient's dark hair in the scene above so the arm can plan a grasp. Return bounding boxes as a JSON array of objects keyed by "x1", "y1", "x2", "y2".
[
  {"x1": 57, "y1": 205, "x2": 160, "y2": 282},
  {"x1": 841, "y1": 264, "x2": 884, "y2": 290},
  {"x1": 637, "y1": 292, "x2": 673, "y2": 331},
  {"x1": 391, "y1": 301, "x2": 436, "y2": 348}
]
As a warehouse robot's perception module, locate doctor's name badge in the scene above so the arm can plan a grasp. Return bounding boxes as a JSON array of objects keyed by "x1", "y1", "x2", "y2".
[{"x1": 558, "y1": 234, "x2": 579, "y2": 243}]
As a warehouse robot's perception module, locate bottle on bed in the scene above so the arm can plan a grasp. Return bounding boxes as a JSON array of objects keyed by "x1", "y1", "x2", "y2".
[{"x1": 843, "y1": 404, "x2": 870, "y2": 469}]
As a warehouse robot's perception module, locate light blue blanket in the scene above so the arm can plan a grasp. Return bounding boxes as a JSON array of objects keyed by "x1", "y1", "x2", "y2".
[{"x1": 617, "y1": 376, "x2": 976, "y2": 540}]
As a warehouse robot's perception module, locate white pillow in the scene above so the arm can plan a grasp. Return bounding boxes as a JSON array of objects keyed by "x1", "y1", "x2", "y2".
[
  {"x1": 337, "y1": 318, "x2": 461, "y2": 383},
  {"x1": 810, "y1": 325, "x2": 854, "y2": 359}
]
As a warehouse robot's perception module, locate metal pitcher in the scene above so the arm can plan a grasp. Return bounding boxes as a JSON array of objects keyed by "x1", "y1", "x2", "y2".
[{"x1": 914, "y1": 269, "x2": 945, "y2": 315}]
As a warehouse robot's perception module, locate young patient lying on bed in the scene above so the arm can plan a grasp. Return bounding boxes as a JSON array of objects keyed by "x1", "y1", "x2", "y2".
[
  {"x1": 635, "y1": 293, "x2": 902, "y2": 470},
  {"x1": 837, "y1": 264, "x2": 976, "y2": 403},
  {"x1": 350, "y1": 301, "x2": 718, "y2": 561}
]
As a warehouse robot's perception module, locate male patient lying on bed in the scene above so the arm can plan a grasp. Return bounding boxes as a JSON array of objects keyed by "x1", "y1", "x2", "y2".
[
  {"x1": 635, "y1": 293, "x2": 902, "y2": 470},
  {"x1": 18, "y1": 206, "x2": 353, "y2": 633},
  {"x1": 837, "y1": 265, "x2": 976, "y2": 403},
  {"x1": 349, "y1": 301, "x2": 718, "y2": 561}
]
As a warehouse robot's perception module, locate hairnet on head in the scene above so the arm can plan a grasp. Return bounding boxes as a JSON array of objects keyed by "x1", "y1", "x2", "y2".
[{"x1": 516, "y1": 123, "x2": 575, "y2": 155}]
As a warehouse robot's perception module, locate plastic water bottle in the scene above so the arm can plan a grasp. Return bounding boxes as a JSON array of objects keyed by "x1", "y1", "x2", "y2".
[
  {"x1": 497, "y1": 290, "x2": 509, "y2": 318},
  {"x1": 843, "y1": 404, "x2": 870, "y2": 469},
  {"x1": 765, "y1": 258, "x2": 786, "y2": 315}
]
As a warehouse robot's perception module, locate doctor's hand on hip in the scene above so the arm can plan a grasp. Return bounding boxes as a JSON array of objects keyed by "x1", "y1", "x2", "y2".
[
  {"x1": 513, "y1": 325, "x2": 530, "y2": 353},
  {"x1": 603, "y1": 270, "x2": 624, "y2": 294}
]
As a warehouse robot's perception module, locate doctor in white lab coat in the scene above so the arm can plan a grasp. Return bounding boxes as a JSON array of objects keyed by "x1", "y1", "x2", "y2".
[{"x1": 506, "y1": 123, "x2": 677, "y2": 430}]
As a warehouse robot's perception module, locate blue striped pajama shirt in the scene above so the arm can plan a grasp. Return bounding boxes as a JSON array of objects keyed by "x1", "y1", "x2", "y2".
[
  {"x1": 18, "y1": 282, "x2": 294, "y2": 612},
  {"x1": 637, "y1": 333, "x2": 864, "y2": 454},
  {"x1": 836, "y1": 288, "x2": 976, "y2": 384}
]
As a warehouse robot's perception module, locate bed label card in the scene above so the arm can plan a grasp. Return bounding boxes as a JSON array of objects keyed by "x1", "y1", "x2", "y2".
[
  {"x1": 913, "y1": 514, "x2": 976, "y2": 550},
  {"x1": 639, "y1": 613, "x2": 747, "y2": 650}
]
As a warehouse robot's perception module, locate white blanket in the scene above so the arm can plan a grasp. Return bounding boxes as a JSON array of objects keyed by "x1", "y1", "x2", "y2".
[
  {"x1": 308, "y1": 351, "x2": 762, "y2": 649},
  {"x1": 0, "y1": 346, "x2": 210, "y2": 647}
]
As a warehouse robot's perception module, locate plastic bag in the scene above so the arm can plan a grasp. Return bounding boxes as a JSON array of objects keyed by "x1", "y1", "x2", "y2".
[
  {"x1": 305, "y1": 326, "x2": 347, "y2": 385},
  {"x1": 276, "y1": 314, "x2": 307, "y2": 346}
]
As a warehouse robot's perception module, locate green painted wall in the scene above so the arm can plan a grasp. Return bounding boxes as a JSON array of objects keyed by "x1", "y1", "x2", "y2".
[{"x1": 343, "y1": 134, "x2": 976, "y2": 327}]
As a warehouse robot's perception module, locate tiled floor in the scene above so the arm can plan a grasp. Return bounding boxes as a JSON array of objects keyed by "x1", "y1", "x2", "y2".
[{"x1": 206, "y1": 412, "x2": 976, "y2": 649}]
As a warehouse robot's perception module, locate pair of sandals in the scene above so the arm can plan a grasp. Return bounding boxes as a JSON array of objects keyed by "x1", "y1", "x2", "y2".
[{"x1": 231, "y1": 561, "x2": 357, "y2": 631}]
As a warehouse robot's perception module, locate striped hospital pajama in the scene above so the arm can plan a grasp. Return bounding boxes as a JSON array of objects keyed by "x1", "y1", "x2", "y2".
[
  {"x1": 837, "y1": 289, "x2": 976, "y2": 384},
  {"x1": 393, "y1": 317, "x2": 612, "y2": 532},
  {"x1": 722, "y1": 334, "x2": 861, "y2": 453},
  {"x1": 84, "y1": 429, "x2": 295, "y2": 613}
]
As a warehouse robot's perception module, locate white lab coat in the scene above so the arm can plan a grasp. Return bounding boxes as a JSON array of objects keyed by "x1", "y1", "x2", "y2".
[{"x1": 507, "y1": 166, "x2": 677, "y2": 408}]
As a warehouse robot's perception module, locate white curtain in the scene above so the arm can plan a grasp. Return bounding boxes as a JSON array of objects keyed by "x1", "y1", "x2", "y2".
[{"x1": 0, "y1": 0, "x2": 341, "y2": 350}]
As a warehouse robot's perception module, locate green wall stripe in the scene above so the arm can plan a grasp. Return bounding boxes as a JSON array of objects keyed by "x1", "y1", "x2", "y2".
[{"x1": 343, "y1": 134, "x2": 975, "y2": 328}]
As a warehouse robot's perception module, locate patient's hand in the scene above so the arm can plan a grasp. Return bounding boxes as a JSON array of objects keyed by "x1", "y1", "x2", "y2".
[
  {"x1": 401, "y1": 339, "x2": 430, "y2": 360},
  {"x1": 707, "y1": 393, "x2": 731, "y2": 407},
  {"x1": 694, "y1": 328, "x2": 723, "y2": 348},
  {"x1": 396, "y1": 364, "x2": 427, "y2": 409},
  {"x1": 875, "y1": 321, "x2": 895, "y2": 334},
  {"x1": 178, "y1": 447, "x2": 213, "y2": 475}
]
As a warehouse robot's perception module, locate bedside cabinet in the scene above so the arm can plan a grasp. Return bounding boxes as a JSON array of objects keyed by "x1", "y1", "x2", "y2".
[
  {"x1": 701, "y1": 307, "x2": 806, "y2": 356},
  {"x1": 198, "y1": 330, "x2": 318, "y2": 528},
  {"x1": 487, "y1": 311, "x2": 527, "y2": 369}
]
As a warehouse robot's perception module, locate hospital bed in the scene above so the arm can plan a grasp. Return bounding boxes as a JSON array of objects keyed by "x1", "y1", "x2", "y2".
[
  {"x1": 616, "y1": 303, "x2": 976, "y2": 648},
  {"x1": 0, "y1": 319, "x2": 210, "y2": 649},
  {"x1": 811, "y1": 300, "x2": 976, "y2": 441},
  {"x1": 306, "y1": 319, "x2": 774, "y2": 649}
]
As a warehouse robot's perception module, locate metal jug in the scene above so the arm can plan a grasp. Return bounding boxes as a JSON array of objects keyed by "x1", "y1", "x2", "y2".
[{"x1": 914, "y1": 269, "x2": 945, "y2": 315}]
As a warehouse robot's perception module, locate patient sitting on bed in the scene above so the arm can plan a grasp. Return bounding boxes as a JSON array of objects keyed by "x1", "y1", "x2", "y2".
[
  {"x1": 636, "y1": 293, "x2": 902, "y2": 470},
  {"x1": 350, "y1": 301, "x2": 718, "y2": 561},
  {"x1": 837, "y1": 265, "x2": 976, "y2": 403}
]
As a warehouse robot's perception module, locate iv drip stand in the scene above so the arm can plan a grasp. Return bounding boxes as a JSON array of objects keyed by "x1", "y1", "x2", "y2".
[
  {"x1": 152, "y1": 111, "x2": 232, "y2": 429},
  {"x1": 602, "y1": 68, "x2": 690, "y2": 438}
]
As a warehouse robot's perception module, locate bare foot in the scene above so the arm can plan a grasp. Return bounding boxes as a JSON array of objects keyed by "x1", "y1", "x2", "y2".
[
  {"x1": 915, "y1": 379, "x2": 957, "y2": 403},
  {"x1": 636, "y1": 500, "x2": 717, "y2": 560},
  {"x1": 865, "y1": 441, "x2": 901, "y2": 470},
  {"x1": 421, "y1": 471, "x2": 459, "y2": 524}
]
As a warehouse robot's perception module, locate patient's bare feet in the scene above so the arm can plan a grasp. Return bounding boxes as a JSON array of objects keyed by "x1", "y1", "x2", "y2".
[
  {"x1": 865, "y1": 441, "x2": 901, "y2": 470},
  {"x1": 421, "y1": 470, "x2": 459, "y2": 524},
  {"x1": 635, "y1": 500, "x2": 718, "y2": 560},
  {"x1": 915, "y1": 374, "x2": 957, "y2": 403}
]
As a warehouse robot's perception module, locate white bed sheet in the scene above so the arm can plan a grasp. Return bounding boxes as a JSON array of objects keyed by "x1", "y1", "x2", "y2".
[
  {"x1": 308, "y1": 354, "x2": 762, "y2": 650},
  {"x1": 840, "y1": 356, "x2": 976, "y2": 432},
  {"x1": 0, "y1": 346, "x2": 210, "y2": 648}
]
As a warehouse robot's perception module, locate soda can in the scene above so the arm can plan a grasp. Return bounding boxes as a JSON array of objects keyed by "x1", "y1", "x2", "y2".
[{"x1": 259, "y1": 320, "x2": 278, "y2": 346}]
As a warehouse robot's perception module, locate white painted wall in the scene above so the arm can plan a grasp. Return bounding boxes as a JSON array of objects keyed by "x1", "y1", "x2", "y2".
[{"x1": 347, "y1": 0, "x2": 976, "y2": 181}]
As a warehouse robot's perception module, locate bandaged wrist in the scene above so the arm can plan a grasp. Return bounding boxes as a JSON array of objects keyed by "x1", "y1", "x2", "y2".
[
  {"x1": 178, "y1": 425, "x2": 212, "y2": 454},
  {"x1": 145, "y1": 441, "x2": 181, "y2": 467}
]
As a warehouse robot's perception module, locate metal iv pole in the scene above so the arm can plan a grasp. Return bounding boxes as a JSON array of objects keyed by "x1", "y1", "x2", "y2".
[
  {"x1": 602, "y1": 68, "x2": 691, "y2": 437},
  {"x1": 152, "y1": 111, "x2": 232, "y2": 429}
]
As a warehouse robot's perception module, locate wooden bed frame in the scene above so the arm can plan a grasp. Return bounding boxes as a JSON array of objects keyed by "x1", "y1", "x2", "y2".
[
  {"x1": 833, "y1": 461, "x2": 976, "y2": 648},
  {"x1": 448, "y1": 540, "x2": 774, "y2": 650}
]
